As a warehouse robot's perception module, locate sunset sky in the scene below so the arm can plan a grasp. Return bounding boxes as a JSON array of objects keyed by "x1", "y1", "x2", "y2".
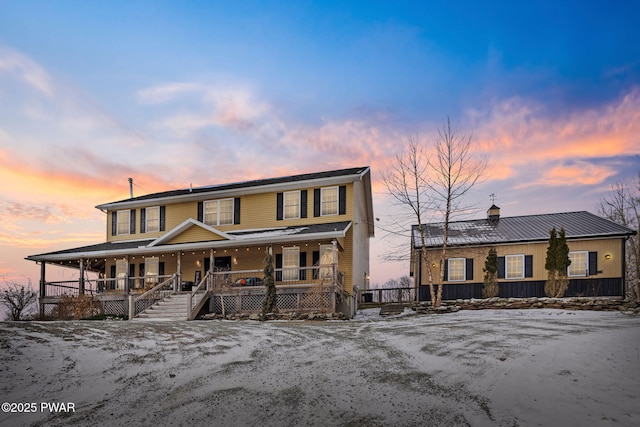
[{"x1": 1, "y1": 1, "x2": 639, "y2": 288}]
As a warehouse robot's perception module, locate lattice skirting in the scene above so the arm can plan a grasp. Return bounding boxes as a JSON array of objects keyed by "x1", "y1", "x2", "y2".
[
  {"x1": 211, "y1": 291, "x2": 334, "y2": 314},
  {"x1": 102, "y1": 300, "x2": 127, "y2": 316},
  {"x1": 42, "y1": 299, "x2": 127, "y2": 317}
]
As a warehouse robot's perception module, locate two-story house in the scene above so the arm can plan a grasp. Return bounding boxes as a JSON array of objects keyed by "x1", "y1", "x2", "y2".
[
  {"x1": 27, "y1": 167, "x2": 374, "y2": 319},
  {"x1": 411, "y1": 206, "x2": 636, "y2": 301}
]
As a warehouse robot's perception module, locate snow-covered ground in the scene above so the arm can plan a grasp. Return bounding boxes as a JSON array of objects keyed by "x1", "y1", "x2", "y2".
[{"x1": 1, "y1": 309, "x2": 639, "y2": 426}]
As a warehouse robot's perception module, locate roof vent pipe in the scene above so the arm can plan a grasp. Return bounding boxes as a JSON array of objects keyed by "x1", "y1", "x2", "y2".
[{"x1": 128, "y1": 177, "x2": 133, "y2": 199}]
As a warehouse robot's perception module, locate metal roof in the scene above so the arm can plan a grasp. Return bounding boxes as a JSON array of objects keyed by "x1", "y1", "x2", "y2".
[{"x1": 413, "y1": 211, "x2": 636, "y2": 248}]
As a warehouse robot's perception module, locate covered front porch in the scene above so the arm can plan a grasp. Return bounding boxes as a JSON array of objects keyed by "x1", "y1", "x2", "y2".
[{"x1": 27, "y1": 221, "x2": 354, "y2": 319}]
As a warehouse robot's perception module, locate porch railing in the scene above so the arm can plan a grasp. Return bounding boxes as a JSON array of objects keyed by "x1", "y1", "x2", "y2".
[
  {"x1": 211, "y1": 265, "x2": 343, "y2": 290},
  {"x1": 129, "y1": 274, "x2": 178, "y2": 319},
  {"x1": 358, "y1": 287, "x2": 415, "y2": 305},
  {"x1": 188, "y1": 271, "x2": 212, "y2": 320}
]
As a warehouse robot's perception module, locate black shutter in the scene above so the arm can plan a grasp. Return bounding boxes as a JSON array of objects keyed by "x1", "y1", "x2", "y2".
[
  {"x1": 110, "y1": 265, "x2": 116, "y2": 279},
  {"x1": 588, "y1": 252, "x2": 598, "y2": 276},
  {"x1": 275, "y1": 254, "x2": 283, "y2": 281},
  {"x1": 443, "y1": 259, "x2": 448, "y2": 281},
  {"x1": 465, "y1": 258, "x2": 474, "y2": 281},
  {"x1": 313, "y1": 189, "x2": 321, "y2": 217},
  {"x1": 111, "y1": 212, "x2": 117, "y2": 236},
  {"x1": 276, "y1": 193, "x2": 284, "y2": 220},
  {"x1": 140, "y1": 208, "x2": 146, "y2": 233},
  {"x1": 197, "y1": 202, "x2": 204, "y2": 222},
  {"x1": 130, "y1": 209, "x2": 136, "y2": 234},
  {"x1": 339, "y1": 185, "x2": 347, "y2": 215},
  {"x1": 159, "y1": 206, "x2": 166, "y2": 231},
  {"x1": 498, "y1": 257, "x2": 505, "y2": 279},
  {"x1": 299, "y1": 252, "x2": 307, "y2": 280},
  {"x1": 234, "y1": 198, "x2": 241, "y2": 224},
  {"x1": 128, "y1": 263, "x2": 135, "y2": 290},
  {"x1": 159, "y1": 262, "x2": 165, "y2": 277},
  {"x1": 525, "y1": 255, "x2": 533, "y2": 278},
  {"x1": 300, "y1": 190, "x2": 308, "y2": 218},
  {"x1": 139, "y1": 263, "x2": 145, "y2": 277},
  {"x1": 312, "y1": 251, "x2": 320, "y2": 279}
]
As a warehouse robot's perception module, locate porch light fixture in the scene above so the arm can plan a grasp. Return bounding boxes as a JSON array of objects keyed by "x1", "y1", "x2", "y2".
[
  {"x1": 605, "y1": 254, "x2": 611, "y2": 260},
  {"x1": 233, "y1": 257, "x2": 238, "y2": 265}
]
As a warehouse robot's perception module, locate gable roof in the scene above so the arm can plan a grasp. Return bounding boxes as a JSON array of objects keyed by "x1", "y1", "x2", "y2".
[
  {"x1": 413, "y1": 211, "x2": 636, "y2": 249},
  {"x1": 96, "y1": 166, "x2": 370, "y2": 210}
]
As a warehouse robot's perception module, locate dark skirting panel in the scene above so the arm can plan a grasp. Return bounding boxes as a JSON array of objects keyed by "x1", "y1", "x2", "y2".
[{"x1": 419, "y1": 278, "x2": 623, "y2": 301}]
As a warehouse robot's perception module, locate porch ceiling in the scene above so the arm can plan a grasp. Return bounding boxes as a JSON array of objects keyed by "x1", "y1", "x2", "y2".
[{"x1": 25, "y1": 221, "x2": 352, "y2": 264}]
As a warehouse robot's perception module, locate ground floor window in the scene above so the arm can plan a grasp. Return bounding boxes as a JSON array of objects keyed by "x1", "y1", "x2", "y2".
[
  {"x1": 568, "y1": 251, "x2": 588, "y2": 276},
  {"x1": 319, "y1": 244, "x2": 336, "y2": 280},
  {"x1": 145, "y1": 257, "x2": 159, "y2": 285},
  {"x1": 505, "y1": 254, "x2": 525, "y2": 279},
  {"x1": 448, "y1": 258, "x2": 465, "y2": 282},
  {"x1": 282, "y1": 247, "x2": 300, "y2": 281},
  {"x1": 116, "y1": 259, "x2": 127, "y2": 290}
]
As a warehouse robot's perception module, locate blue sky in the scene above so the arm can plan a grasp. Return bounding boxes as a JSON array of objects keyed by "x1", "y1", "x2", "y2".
[{"x1": 1, "y1": 1, "x2": 639, "y2": 286}]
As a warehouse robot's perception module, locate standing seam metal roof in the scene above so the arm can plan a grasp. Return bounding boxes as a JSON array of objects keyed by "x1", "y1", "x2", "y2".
[{"x1": 413, "y1": 211, "x2": 636, "y2": 248}]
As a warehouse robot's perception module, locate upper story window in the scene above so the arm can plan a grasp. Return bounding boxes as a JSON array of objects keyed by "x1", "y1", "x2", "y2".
[
  {"x1": 117, "y1": 210, "x2": 130, "y2": 235},
  {"x1": 447, "y1": 258, "x2": 466, "y2": 282},
  {"x1": 568, "y1": 251, "x2": 588, "y2": 277},
  {"x1": 284, "y1": 191, "x2": 301, "y2": 219},
  {"x1": 145, "y1": 206, "x2": 160, "y2": 232},
  {"x1": 204, "y1": 199, "x2": 234, "y2": 226},
  {"x1": 321, "y1": 187, "x2": 339, "y2": 216},
  {"x1": 313, "y1": 186, "x2": 346, "y2": 217},
  {"x1": 505, "y1": 254, "x2": 525, "y2": 279}
]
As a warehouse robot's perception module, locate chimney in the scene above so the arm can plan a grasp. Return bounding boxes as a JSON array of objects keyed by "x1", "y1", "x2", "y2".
[{"x1": 487, "y1": 204, "x2": 500, "y2": 223}]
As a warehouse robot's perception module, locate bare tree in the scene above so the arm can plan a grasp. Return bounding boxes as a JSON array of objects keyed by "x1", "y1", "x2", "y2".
[
  {"x1": 382, "y1": 118, "x2": 486, "y2": 307},
  {"x1": 1, "y1": 281, "x2": 37, "y2": 320},
  {"x1": 429, "y1": 117, "x2": 487, "y2": 306},
  {"x1": 599, "y1": 176, "x2": 640, "y2": 301},
  {"x1": 382, "y1": 135, "x2": 436, "y2": 301}
]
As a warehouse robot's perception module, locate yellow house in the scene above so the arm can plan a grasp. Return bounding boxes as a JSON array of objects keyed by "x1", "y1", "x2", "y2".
[
  {"x1": 27, "y1": 167, "x2": 374, "y2": 319},
  {"x1": 411, "y1": 205, "x2": 636, "y2": 301}
]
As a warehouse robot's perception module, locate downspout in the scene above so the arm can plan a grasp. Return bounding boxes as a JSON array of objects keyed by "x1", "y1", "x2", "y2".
[{"x1": 622, "y1": 237, "x2": 628, "y2": 298}]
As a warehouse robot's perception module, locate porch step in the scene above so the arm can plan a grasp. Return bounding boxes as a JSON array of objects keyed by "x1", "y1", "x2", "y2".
[
  {"x1": 135, "y1": 293, "x2": 191, "y2": 320},
  {"x1": 379, "y1": 304, "x2": 405, "y2": 316}
]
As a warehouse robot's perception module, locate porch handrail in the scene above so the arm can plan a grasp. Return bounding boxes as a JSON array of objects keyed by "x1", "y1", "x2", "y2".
[
  {"x1": 134, "y1": 274, "x2": 177, "y2": 303},
  {"x1": 129, "y1": 274, "x2": 177, "y2": 319},
  {"x1": 188, "y1": 271, "x2": 211, "y2": 320}
]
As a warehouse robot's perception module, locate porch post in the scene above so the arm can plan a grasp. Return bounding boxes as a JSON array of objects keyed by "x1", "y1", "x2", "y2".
[
  {"x1": 176, "y1": 251, "x2": 182, "y2": 291},
  {"x1": 332, "y1": 239, "x2": 338, "y2": 286},
  {"x1": 79, "y1": 258, "x2": 85, "y2": 295},
  {"x1": 125, "y1": 256, "x2": 130, "y2": 295},
  {"x1": 39, "y1": 262, "x2": 46, "y2": 318},
  {"x1": 209, "y1": 249, "x2": 214, "y2": 290}
]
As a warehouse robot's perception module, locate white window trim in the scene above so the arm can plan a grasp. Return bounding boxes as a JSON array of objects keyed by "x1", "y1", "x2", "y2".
[
  {"x1": 115, "y1": 259, "x2": 127, "y2": 290},
  {"x1": 447, "y1": 258, "x2": 466, "y2": 282},
  {"x1": 283, "y1": 190, "x2": 301, "y2": 220},
  {"x1": 282, "y1": 246, "x2": 300, "y2": 281},
  {"x1": 505, "y1": 254, "x2": 525, "y2": 280},
  {"x1": 145, "y1": 256, "x2": 160, "y2": 285},
  {"x1": 145, "y1": 206, "x2": 160, "y2": 232},
  {"x1": 204, "y1": 198, "x2": 234, "y2": 226},
  {"x1": 117, "y1": 210, "x2": 130, "y2": 235},
  {"x1": 568, "y1": 250, "x2": 588, "y2": 277},
  {"x1": 321, "y1": 186, "x2": 339, "y2": 216}
]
